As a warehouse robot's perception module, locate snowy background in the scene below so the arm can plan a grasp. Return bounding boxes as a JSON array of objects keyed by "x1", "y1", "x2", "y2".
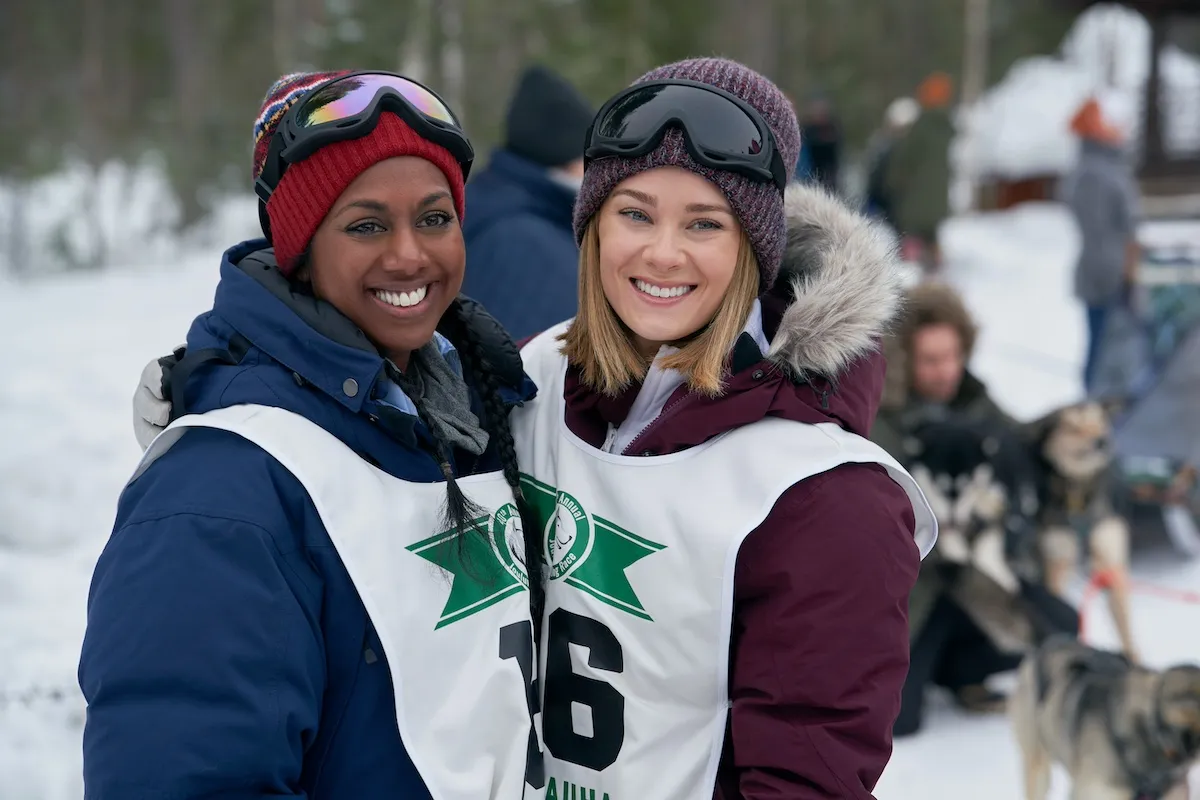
[
  {"x1": 3, "y1": 196, "x2": 1199, "y2": 800},
  {"x1": 959, "y1": 2, "x2": 1200, "y2": 183},
  {"x1": 3, "y1": 5, "x2": 1200, "y2": 797},
  {"x1": 0, "y1": 189, "x2": 263, "y2": 799}
]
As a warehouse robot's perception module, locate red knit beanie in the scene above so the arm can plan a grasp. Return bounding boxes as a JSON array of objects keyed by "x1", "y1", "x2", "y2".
[{"x1": 252, "y1": 72, "x2": 466, "y2": 274}]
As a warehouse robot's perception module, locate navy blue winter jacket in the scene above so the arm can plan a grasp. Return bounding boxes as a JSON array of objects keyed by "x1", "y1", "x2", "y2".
[
  {"x1": 78, "y1": 240, "x2": 535, "y2": 799},
  {"x1": 461, "y1": 150, "x2": 580, "y2": 341}
]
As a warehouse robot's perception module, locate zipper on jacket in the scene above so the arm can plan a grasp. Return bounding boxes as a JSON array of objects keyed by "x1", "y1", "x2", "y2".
[
  {"x1": 812, "y1": 376, "x2": 831, "y2": 410},
  {"x1": 622, "y1": 392, "x2": 695, "y2": 456},
  {"x1": 602, "y1": 423, "x2": 618, "y2": 453}
]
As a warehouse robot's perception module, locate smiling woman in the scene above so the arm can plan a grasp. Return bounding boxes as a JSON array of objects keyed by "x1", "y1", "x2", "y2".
[
  {"x1": 303, "y1": 159, "x2": 466, "y2": 370},
  {"x1": 79, "y1": 70, "x2": 544, "y2": 800},
  {"x1": 513, "y1": 56, "x2": 936, "y2": 800},
  {"x1": 563, "y1": 166, "x2": 759, "y2": 395}
]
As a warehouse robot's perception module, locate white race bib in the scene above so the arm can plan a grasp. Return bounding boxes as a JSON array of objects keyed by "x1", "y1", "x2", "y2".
[
  {"x1": 513, "y1": 325, "x2": 935, "y2": 800},
  {"x1": 133, "y1": 404, "x2": 541, "y2": 800}
]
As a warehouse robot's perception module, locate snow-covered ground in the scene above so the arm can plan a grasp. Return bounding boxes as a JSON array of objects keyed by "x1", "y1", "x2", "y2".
[
  {"x1": 1, "y1": 202, "x2": 1198, "y2": 798},
  {"x1": 0, "y1": 249, "x2": 224, "y2": 800}
]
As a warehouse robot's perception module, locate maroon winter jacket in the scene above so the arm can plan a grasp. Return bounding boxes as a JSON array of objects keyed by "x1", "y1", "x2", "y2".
[{"x1": 554, "y1": 184, "x2": 922, "y2": 799}]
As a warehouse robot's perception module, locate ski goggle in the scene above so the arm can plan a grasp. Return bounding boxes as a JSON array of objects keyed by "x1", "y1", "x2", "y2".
[
  {"x1": 584, "y1": 79, "x2": 788, "y2": 192},
  {"x1": 254, "y1": 71, "x2": 474, "y2": 208}
]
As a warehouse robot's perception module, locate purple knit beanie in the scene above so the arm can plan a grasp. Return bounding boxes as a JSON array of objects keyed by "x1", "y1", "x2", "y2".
[{"x1": 573, "y1": 57, "x2": 801, "y2": 291}]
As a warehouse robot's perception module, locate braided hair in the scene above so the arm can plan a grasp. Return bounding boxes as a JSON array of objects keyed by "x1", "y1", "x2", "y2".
[
  {"x1": 436, "y1": 301, "x2": 545, "y2": 626},
  {"x1": 291, "y1": 253, "x2": 544, "y2": 624}
]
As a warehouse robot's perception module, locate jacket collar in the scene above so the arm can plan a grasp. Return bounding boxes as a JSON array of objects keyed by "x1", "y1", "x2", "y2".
[{"x1": 213, "y1": 240, "x2": 535, "y2": 417}]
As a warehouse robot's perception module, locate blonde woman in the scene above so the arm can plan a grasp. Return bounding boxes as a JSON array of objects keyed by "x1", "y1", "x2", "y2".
[{"x1": 511, "y1": 58, "x2": 936, "y2": 799}]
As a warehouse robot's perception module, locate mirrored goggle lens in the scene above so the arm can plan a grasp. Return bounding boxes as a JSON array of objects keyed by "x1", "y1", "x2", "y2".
[
  {"x1": 595, "y1": 84, "x2": 764, "y2": 157},
  {"x1": 296, "y1": 74, "x2": 458, "y2": 129}
]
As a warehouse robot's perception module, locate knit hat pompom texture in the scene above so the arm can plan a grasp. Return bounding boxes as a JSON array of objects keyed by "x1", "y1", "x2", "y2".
[
  {"x1": 572, "y1": 57, "x2": 800, "y2": 290},
  {"x1": 252, "y1": 71, "x2": 467, "y2": 274}
]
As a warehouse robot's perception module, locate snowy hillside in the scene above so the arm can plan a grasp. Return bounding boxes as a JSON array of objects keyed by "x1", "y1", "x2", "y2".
[{"x1": 1, "y1": 202, "x2": 1198, "y2": 799}]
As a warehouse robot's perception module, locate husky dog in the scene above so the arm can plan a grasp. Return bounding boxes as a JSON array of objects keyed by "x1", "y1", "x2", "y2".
[
  {"x1": 1011, "y1": 636, "x2": 1200, "y2": 800},
  {"x1": 1027, "y1": 401, "x2": 1138, "y2": 662},
  {"x1": 903, "y1": 414, "x2": 1047, "y2": 651},
  {"x1": 905, "y1": 415, "x2": 1040, "y2": 587}
]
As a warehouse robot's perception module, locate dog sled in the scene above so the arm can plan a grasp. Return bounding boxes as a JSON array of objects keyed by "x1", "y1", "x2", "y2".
[{"x1": 1091, "y1": 221, "x2": 1200, "y2": 557}]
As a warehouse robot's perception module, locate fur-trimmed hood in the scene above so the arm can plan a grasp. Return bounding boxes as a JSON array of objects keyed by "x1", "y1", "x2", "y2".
[{"x1": 766, "y1": 181, "x2": 907, "y2": 380}]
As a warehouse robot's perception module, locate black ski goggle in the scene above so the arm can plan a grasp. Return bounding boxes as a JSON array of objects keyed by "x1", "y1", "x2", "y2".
[
  {"x1": 584, "y1": 79, "x2": 788, "y2": 192},
  {"x1": 255, "y1": 71, "x2": 474, "y2": 233}
]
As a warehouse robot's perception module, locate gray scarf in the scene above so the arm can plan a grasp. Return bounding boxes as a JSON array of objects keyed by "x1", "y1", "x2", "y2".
[{"x1": 391, "y1": 342, "x2": 490, "y2": 456}]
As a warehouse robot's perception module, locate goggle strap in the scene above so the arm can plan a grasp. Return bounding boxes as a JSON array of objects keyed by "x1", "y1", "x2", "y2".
[{"x1": 254, "y1": 177, "x2": 275, "y2": 204}]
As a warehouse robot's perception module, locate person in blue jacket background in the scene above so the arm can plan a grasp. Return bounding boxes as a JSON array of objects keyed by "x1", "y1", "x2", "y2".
[
  {"x1": 460, "y1": 64, "x2": 594, "y2": 341},
  {"x1": 79, "y1": 70, "x2": 543, "y2": 798}
]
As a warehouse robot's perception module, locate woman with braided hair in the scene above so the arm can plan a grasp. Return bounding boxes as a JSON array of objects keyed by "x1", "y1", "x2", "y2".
[{"x1": 80, "y1": 72, "x2": 544, "y2": 799}]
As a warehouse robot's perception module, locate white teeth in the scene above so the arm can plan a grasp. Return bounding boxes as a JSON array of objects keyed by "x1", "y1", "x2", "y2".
[
  {"x1": 373, "y1": 286, "x2": 429, "y2": 308},
  {"x1": 634, "y1": 279, "x2": 693, "y2": 299}
]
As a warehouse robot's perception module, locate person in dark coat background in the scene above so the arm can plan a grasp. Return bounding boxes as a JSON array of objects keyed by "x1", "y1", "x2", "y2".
[
  {"x1": 461, "y1": 64, "x2": 595, "y2": 341},
  {"x1": 1060, "y1": 96, "x2": 1141, "y2": 395},
  {"x1": 798, "y1": 93, "x2": 842, "y2": 194},
  {"x1": 884, "y1": 72, "x2": 956, "y2": 273},
  {"x1": 863, "y1": 96, "x2": 920, "y2": 229},
  {"x1": 871, "y1": 283, "x2": 1031, "y2": 737}
]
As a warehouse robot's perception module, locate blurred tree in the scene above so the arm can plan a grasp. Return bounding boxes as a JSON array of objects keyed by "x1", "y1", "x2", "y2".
[
  {"x1": 162, "y1": 0, "x2": 213, "y2": 228},
  {"x1": 0, "y1": 0, "x2": 1104, "y2": 259}
]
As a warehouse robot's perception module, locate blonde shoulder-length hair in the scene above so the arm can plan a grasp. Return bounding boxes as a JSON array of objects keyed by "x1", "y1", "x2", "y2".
[{"x1": 558, "y1": 217, "x2": 761, "y2": 397}]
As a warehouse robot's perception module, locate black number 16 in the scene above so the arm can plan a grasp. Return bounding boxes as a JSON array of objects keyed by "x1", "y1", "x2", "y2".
[{"x1": 500, "y1": 608, "x2": 627, "y2": 779}]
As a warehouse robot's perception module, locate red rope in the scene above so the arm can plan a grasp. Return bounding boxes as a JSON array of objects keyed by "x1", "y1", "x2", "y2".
[{"x1": 1078, "y1": 568, "x2": 1200, "y2": 643}]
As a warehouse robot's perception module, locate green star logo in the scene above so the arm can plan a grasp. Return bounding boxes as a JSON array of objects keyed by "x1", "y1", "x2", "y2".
[
  {"x1": 520, "y1": 474, "x2": 666, "y2": 621},
  {"x1": 406, "y1": 502, "x2": 529, "y2": 629}
]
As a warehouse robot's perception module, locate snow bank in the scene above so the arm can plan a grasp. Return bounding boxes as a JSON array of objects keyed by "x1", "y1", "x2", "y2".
[
  {"x1": 957, "y1": 57, "x2": 1096, "y2": 179},
  {"x1": 0, "y1": 160, "x2": 261, "y2": 276},
  {"x1": 958, "y1": 2, "x2": 1200, "y2": 180}
]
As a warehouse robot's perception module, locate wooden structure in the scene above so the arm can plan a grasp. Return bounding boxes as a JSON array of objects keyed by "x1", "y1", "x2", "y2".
[
  {"x1": 1059, "y1": 0, "x2": 1200, "y2": 193},
  {"x1": 986, "y1": 176, "x2": 1059, "y2": 210},
  {"x1": 974, "y1": 0, "x2": 1200, "y2": 211}
]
